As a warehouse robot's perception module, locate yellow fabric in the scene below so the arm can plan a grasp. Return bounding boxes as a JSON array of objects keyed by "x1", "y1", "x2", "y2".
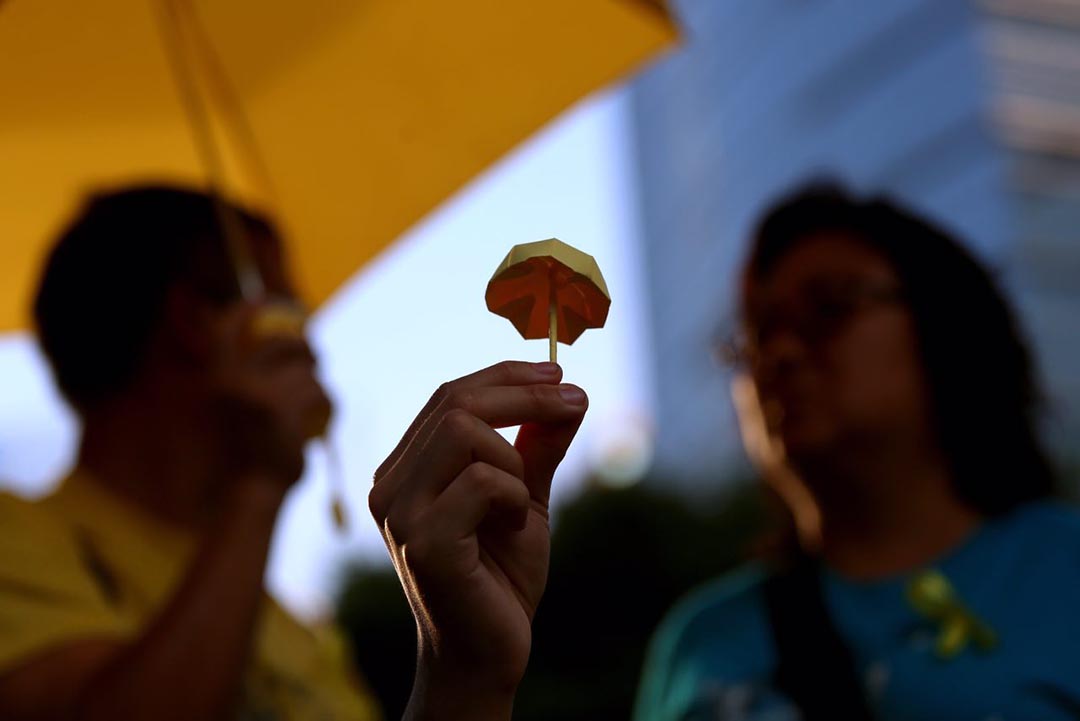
[
  {"x1": 0, "y1": 474, "x2": 380, "y2": 721},
  {"x1": 0, "y1": 0, "x2": 677, "y2": 331},
  {"x1": 0, "y1": 492, "x2": 136, "y2": 672}
]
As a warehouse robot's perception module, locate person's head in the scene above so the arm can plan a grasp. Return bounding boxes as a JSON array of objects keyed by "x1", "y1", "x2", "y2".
[
  {"x1": 732, "y1": 182, "x2": 1053, "y2": 516},
  {"x1": 33, "y1": 184, "x2": 321, "y2": 421}
]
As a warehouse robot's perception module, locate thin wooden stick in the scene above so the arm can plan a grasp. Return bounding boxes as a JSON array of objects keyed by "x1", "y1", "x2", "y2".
[{"x1": 548, "y1": 297, "x2": 557, "y2": 364}]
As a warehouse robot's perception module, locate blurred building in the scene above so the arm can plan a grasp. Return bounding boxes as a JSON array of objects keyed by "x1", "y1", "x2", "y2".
[{"x1": 630, "y1": 0, "x2": 1080, "y2": 489}]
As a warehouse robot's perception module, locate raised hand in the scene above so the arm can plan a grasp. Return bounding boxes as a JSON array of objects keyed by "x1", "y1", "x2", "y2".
[
  {"x1": 209, "y1": 301, "x2": 332, "y2": 488},
  {"x1": 369, "y1": 361, "x2": 587, "y2": 720}
]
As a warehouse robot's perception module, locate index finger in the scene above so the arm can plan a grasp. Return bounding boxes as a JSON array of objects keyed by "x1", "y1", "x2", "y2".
[
  {"x1": 216, "y1": 303, "x2": 317, "y2": 373},
  {"x1": 373, "y1": 360, "x2": 562, "y2": 483}
]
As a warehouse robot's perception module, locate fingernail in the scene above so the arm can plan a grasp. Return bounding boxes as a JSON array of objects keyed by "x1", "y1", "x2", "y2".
[
  {"x1": 558, "y1": 384, "x2": 587, "y2": 405},
  {"x1": 535, "y1": 362, "x2": 561, "y2": 377}
]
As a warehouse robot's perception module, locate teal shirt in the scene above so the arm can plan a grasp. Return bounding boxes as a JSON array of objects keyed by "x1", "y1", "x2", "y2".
[{"x1": 635, "y1": 502, "x2": 1080, "y2": 720}]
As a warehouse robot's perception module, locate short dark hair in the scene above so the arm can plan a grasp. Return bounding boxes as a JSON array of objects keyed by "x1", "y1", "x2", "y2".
[
  {"x1": 745, "y1": 182, "x2": 1055, "y2": 515},
  {"x1": 33, "y1": 185, "x2": 271, "y2": 412}
]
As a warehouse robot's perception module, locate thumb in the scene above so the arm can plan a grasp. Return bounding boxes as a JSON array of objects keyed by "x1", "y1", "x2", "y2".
[{"x1": 514, "y1": 391, "x2": 587, "y2": 508}]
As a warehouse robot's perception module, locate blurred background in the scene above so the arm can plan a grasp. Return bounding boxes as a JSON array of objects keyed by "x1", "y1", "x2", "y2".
[{"x1": 3, "y1": 0, "x2": 1080, "y2": 718}]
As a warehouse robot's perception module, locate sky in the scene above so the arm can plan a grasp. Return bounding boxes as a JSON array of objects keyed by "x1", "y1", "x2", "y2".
[{"x1": 0, "y1": 84, "x2": 657, "y2": 618}]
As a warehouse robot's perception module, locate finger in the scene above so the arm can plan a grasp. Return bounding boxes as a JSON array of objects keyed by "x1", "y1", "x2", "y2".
[
  {"x1": 370, "y1": 410, "x2": 524, "y2": 521},
  {"x1": 431, "y1": 383, "x2": 588, "y2": 430},
  {"x1": 224, "y1": 345, "x2": 326, "y2": 409},
  {"x1": 380, "y1": 383, "x2": 586, "y2": 505},
  {"x1": 217, "y1": 302, "x2": 316, "y2": 370},
  {"x1": 425, "y1": 463, "x2": 531, "y2": 544},
  {"x1": 374, "y1": 361, "x2": 562, "y2": 483},
  {"x1": 262, "y1": 365, "x2": 334, "y2": 441},
  {"x1": 250, "y1": 301, "x2": 308, "y2": 340},
  {"x1": 515, "y1": 386, "x2": 588, "y2": 508},
  {"x1": 246, "y1": 334, "x2": 318, "y2": 371}
]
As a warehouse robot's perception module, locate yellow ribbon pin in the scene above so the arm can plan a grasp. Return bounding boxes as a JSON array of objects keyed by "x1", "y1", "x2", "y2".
[{"x1": 907, "y1": 570, "x2": 997, "y2": 659}]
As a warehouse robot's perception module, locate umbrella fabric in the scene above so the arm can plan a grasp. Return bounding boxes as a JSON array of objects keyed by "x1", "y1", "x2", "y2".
[
  {"x1": 486, "y1": 238, "x2": 610, "y2": 345},
  {"x1": 0, "y1": 0, "x2": 676, "y2": 331}
]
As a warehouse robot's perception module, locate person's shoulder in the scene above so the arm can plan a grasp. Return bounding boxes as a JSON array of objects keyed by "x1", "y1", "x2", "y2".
[
  {"x1": 650, "y1": 562, "x2": 773, "y2": 670},
  {"x1": 661, "y1": 563, "x2": 767, "y2": 631},
  {"x1": 0, "y1": 489, "x2": 85, "y2": 581},
  {"x1": 0, "y1": 489, "x2": 136, "y2": 679},
  {"x1": 0, "y1": 490, "x2": 72, "y2": 548},
  {"x1": 1000, "y1": 499, "x2": 1080, "y2": 545},
  {"x1": 980, "y1": 499, "x2": 1080, "y2": 587},
  {"x1": 635, "y1": 563, "x2": 778, "y2": 720},
  {"x1": 0, "y1": 489, "x2": 45, "y2": 520}
]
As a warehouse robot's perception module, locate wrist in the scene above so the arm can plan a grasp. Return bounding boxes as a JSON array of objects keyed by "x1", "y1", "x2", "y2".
[{"x1": 406, "y1": 643, "x2": 519, "y2": 721}]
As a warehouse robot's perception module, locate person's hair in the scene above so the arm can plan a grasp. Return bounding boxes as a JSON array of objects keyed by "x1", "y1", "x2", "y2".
[
  {"x1": 744, "y1": 182, "x2": 1055, "y2": 515},
  {"x1": 33, "y1": 185, "x2": 272, "y2": 413}
]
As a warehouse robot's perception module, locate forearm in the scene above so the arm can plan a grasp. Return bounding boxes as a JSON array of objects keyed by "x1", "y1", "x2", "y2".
[
  {"x1": 401, "y1": 643, "x2": 518, "y2": 721},
  {"x1": 402, "y1": 675, "x2": 516, "y2": 721},
  {"x1": 374, "y1": 363, "x2": 587, "y2": 721},
  {"x1": 75, "y1": 476, "x2": 284, "y2": 721}
]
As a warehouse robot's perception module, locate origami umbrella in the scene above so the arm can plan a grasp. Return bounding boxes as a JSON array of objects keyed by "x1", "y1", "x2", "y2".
[
  {"x1": 486, "y1": 239, "x2": 610, "y2": 363},
  {"x1": 0, "y1": 0, "x2": 677, "y2": 330}
]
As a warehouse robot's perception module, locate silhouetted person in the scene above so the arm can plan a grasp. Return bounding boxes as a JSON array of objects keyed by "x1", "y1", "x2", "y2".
[
  {"x1": 0, "y1": 184, "x2": 592, "y2": 721},
  {"x1": 0, "y1": 186, "x2": 378, "y2": 720},
  {"x1": 634, "y1": 184, "x2": 1080, "y2": 720}
]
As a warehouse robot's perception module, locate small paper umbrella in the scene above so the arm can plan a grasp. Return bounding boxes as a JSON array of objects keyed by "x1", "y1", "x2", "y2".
[{"x1": 486, "y1": 239, "x2": 610, "y2": 363}]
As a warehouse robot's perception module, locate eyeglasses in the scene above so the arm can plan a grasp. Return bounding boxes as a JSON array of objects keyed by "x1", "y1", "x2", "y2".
[{"x1": 715, "y1": 279, "x2": 904, "y2": 370}]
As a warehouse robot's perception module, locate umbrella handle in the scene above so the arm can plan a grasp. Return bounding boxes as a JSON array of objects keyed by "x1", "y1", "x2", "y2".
[{"x1": 548, "y1": 297, "x2": 557, "y2": 364}]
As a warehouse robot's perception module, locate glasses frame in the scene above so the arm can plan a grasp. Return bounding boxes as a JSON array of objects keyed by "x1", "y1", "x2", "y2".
[{"x1": 714, "y1": 280, "x2": 905, "y2": 371}]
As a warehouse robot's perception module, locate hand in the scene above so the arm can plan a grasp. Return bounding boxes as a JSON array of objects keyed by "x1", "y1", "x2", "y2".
[
  {"x1": 369, "y1": 361, "x2": 587, "y2": 718},
  {"x1": 209, "y1": 301, "x2": 333, "y2": 488}
]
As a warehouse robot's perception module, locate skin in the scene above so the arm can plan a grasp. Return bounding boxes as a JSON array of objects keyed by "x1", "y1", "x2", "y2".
[
  {"x1": 12, "y1": 217, "x2": 972, "y2": 718},
  {"x1": 0, "y1": 229, "x2": 332, "y2": 721},
  {"x1": 742, "y1": 231, "x2": 981, "y2": 579},
  {"x1": 0, "y1": 223, "x2": 589, "y2": 721},
  {"x1": 369, "y1": 360, "x2": 588, "y2": 721},
  {"x1": 381, "y1": 229, "x2": 989, "y2": 717}
]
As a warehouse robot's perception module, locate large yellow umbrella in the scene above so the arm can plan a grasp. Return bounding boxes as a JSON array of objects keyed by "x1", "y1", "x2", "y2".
[{"x1": 0, "y1": 0, "x2": 676, "y2": 330}]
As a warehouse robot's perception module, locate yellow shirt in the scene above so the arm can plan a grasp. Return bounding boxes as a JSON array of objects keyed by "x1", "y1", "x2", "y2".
[{"x1": 0, "y1": 472, "x2": 380, "y2": 721}]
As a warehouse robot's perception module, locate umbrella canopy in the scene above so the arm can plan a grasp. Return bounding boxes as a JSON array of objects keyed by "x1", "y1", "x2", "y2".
[
  {"x1": 0, "y1": 0, "x2": 676, "y2": 331},
  {"x1": 486, "y1": 238, "x2": 610, "y2": 362}
]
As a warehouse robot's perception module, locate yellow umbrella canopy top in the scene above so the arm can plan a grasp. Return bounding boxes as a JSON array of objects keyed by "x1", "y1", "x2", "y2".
[
  {"x1": 0, "y1": 0, "x2": 676, "y2": 331},
  {"x1": 486, "y1": 238, "x2": 610, "y2": 361}
]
